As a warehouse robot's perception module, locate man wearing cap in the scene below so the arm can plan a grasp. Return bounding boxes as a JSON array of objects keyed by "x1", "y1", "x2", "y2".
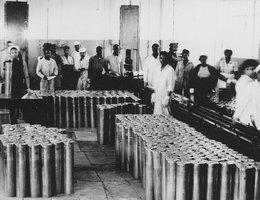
[
  {"x1": 4, "y1": 45, "x2": 30, "y2": 97},
  {"x1": 174, "y1": 49, "x2": 194, "y2": 97},
  {"x1": 88, "y1": 46, "x2": 106, "y2": 89},
  {"x1": 77, "y1": 47, "x2": 90, "y2": 90},
  {"x1": 71, "y1": 41, "x2": 81, "y2": 71},
  {"x1": 61, "y1": 46, "x2": 74, "y2": 89},
  {"x1": 36, "y1": 48, "x2": 58, "y2": 92},
  {"x1": 105, "y1": 44, "x2": 124, "y2": 76}
]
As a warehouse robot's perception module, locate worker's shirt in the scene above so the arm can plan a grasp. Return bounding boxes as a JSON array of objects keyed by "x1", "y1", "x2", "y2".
[
  {"x1": 250, "y1": 81, "x2": 260, "y2": 130},
  {"x1": 175, "y1": 60, "x2": 194, "y2": 91},
  {"x1": 71, "y1": 51, "x2": 81, "y2": 71},
  {"x1": 216, "y1": 59, "x2": 238, "y2": 88},
  {"x1": 105, "y1": 54, "x2": 124, "y2": 75},
  {"x1": 233, "y1": 75, "x2": 254, "y2": 125},
  {"x1": 153, "y1": 64, "x2": 176, "y2": 115},
  {"x1": 197, "y1": 66, "x2": 211, "y2": 78},
  {"x1": 36, "y1": 58, "x2": 58, "y2": 79},
  {"x1": 88, "y1": 55, "x2": 105, "y2": 80},
  {"x1": 143, "y1": 55, "x2": 161, "y2": 89},
  {"x1": 216, "y1": 59, "x2": 238, "y2": 77},
  {"x1": 62, "y1": 55, "x2": 74, "y2": 65}
]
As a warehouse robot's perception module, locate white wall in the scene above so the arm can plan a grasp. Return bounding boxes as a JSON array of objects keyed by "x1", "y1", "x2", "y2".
[
  {"x1": 0, "y1": 0, "x2": 259, "y2": 73},
  {"x1": 174, "y1": 0, "x2": 260, "y2": 66}
]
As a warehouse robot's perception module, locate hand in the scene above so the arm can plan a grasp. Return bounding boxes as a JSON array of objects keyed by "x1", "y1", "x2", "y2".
[
  {"x1": 43, "y1": 76, "x2": 48, "y2": 80},
  {"x1": 232, "y1": 117, "x2": 239, "y2": 126}
]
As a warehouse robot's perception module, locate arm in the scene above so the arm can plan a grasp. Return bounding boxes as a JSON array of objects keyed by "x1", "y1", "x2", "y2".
[
  {"x1": 120, "y1": 58, "x2": 124, "y2": 76},
  {"x1": 36, "y1": 61, "x2": 44, "y2": 79},
  {"x1": 53, "y1": 61, "x2": 58, "y2": 76},
  {"x1": 23, "y1": 61, "x2": 30, "y2": 89},
  {"x1": 103, "y1": 57, "x2": 109, "y2": 73},
  {"x1": 233, "y1": 83, "x2": 251, "y2": 120},
  {"x1": 143, "y1": 58, "x2": 149, "y2": 87}
]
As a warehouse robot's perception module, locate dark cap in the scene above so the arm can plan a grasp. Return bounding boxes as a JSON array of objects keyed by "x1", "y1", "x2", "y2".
[
  {"x1": 96, "y1": 46, "x2": 102, "y2": 50},
  {"x1": 169, "y1": 43, "x2": 178, "y2": 49},
  {"x1": 182, "y1": 49, "x2": 189, "y2": 55},
  {"x1": 63, "y1": 45, "x2": 70, "y2": 50},
  {"x1": 199, "y1": 55, "x2": 208, "y2": 61}
]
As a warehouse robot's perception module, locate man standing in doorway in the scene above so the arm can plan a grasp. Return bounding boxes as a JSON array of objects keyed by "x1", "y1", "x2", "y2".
[{"x1": 143, "y1": 43, "x2": 161, "y2": 108}]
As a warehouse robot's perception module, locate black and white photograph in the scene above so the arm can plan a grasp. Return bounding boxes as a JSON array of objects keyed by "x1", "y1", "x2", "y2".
[{"x1": 0, "y1": 0, "x2": 260, "y2": 199}]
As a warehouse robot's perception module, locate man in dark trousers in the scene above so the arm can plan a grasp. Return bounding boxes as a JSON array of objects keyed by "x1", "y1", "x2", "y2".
[{"x1": 88, "y1": 46, "x2": 106, "y2": 90}]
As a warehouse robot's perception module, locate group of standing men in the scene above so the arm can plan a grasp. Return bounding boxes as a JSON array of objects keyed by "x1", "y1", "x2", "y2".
[
  {"x1": 143, "y1": 43, "x2": 239, "y2": 115},
  {"x1": 36, "y1": 41, "x2": 125, "y2": 92}
]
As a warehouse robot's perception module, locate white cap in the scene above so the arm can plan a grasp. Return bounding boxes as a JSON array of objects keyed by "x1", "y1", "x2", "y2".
[
  {"x1": 8, "y1": 45, "x2": 20, "y2": 53},
  {"x1": 255, "y1": 65, "x2": 260, "y2": 73},
  {"x1": 79, "y1": 48, "x2": 87, "y2": 53},
  {"x1": 74, "y1": 41, "x2": 81, "y2": 46}
]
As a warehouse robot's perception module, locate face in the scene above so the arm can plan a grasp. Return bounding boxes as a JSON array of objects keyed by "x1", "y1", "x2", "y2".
[
  {"x1": 113, "y1": 47, "x2": 120, "y2": 56},
  {"x1": 80, "y1": 52, "x2": 86, "y2": 57},
  {"x1": 10, "y1": 49, "x2": 19, "y2": 59},
  {"x1": 244, "y1": 66, "x2": 255, "y2": 78},
  {"x1": 44, "y1": 50, "x2": 51, "y2": 59},
  {"x1": 97, "y1": 48, "x2": 102, "y2": 55},
  {"x1": 182, "y1": 52, "x2": 188, "y2": 60},
  {"x1": 159, "y1": 54, "x2": 166, "y2": 65},
  {"x1": 64, "y1": 48, "x2": 70, "y2": 55},
  {"x1": 152, "y1": 46, "x2": 159, "y2": 54},
  {"x1": 74, "y1": 45, "x2": 80, "y2": 51},
  {"x1": 225, "y1": 52, "x2": 232, "y2": 59},
  {"x1": 200, "y1": 57, "x2": 207, "y2": 64}
]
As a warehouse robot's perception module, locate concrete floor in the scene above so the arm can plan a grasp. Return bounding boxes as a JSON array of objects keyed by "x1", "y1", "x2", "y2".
[{"x1": 0, "y1": 128, "x2": 145, "y2": 200}]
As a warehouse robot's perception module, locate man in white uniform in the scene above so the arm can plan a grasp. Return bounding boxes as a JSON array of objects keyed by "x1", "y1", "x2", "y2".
[
  {"x1": 233, "y1": 59, "x2": 258, "y2": 126},
  {"x1": 36, "y1": 49, "x2": 58, "y2": 91},
  {"x1": 71, "y1": 41, "x2": 81, "y2": 71},
  {"x1": 248, "y1": 65, "x2": 260, "y2": 129},
  {"x1": 143, "y1": 43, "x2": 160, "y2": 89},
  {"x1": 143, "y1": 43, "x2": 160, "y2": 107},
  {"x1": 77, "y1": 48, "x2": 90, "y2": 90},
  {"x1": 153, "y1": 51, "x2": 176, "y2": 115},
  {"x1": 105, "y1": 44, "x2": 124, "y2": 76}
]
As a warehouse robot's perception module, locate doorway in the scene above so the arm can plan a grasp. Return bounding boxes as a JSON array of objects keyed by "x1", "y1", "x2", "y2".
[
  {"x1": 120, "y1": 5, "x2": 139, "y2": 71},
  {"x1": 5, "y1": 1, "x2": 28, "y2": 62}
]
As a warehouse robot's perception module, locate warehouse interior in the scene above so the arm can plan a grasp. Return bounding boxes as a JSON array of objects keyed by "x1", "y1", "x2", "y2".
[{"x1": 0, "y1": 0, "x2": 260, "y2": 199}]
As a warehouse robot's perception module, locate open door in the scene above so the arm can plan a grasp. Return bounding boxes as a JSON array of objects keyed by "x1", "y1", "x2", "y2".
[
  {"x1": 5, "y1": 1, "x2": 28, "y2": 62},
  {"x1": 120, "y1": 5, "x2": 139, "y2": 71}
]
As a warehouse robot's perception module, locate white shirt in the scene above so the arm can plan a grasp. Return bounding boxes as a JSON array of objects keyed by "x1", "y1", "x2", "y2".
[
  {"x1": 153, "y1": 64, "x2": 176, "y2": 115},
  {"x1": 79, "y1": 55, "x2": 90, "y2": 70},
  {"x1": 106, "y1": 54, "x2": 124, "y2": 75},
  {"x1": 62, "y1": 55, "x2": 74, "y2": 65},
  {"x1": 216, "y1": 59, "x2": 238, "y2": 88},
  {"x1": 248, "y1": 81, "x2": 260, "y2": 129},
  {"x1": 143, "y1": 55, "x2": 161, "y2": 89},
  {"x1": 36, "y1": 58, "x2": 58, "y2": 79},
  {"x1": 71, "y1": 51, "x2": 81, "y2": 70},
  {"x1": 233, "y1": 75, "x2": 254, "y2": 125}
]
